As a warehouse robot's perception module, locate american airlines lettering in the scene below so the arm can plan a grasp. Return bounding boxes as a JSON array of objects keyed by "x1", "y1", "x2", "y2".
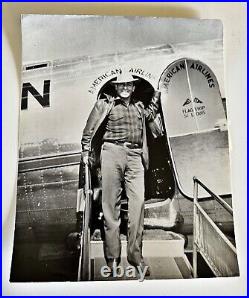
[
  {"x1": 190, "y1": 62, "x2": 215, "y2": 88},
  {"x1": 162, "y1": 62, "x2": 185, "y2": 90}
]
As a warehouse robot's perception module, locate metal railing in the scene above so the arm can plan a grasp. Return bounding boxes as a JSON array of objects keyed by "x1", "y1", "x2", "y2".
[
  {"x1": 193, "y1": 177, "x2": 239, "y2": 278},
  {"x1": 77, "y1": 160, "x2": 93, "y2": 281}
]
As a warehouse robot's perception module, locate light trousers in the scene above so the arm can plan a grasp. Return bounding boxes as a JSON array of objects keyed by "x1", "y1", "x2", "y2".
[{"x1": 101, "y1": 142, "x2": 145, "y2": 266}]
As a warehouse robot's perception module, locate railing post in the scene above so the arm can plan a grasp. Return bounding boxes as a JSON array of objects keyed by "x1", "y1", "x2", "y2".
[
  {"x1": 77, "y1": 160, "x2": 92, "y2": 281},
  {"x1": 191, "y1": 177, "x2": 237, "y2": 277},
  {"x1": 193, "y1": 176, "x2": 198, "y2": 278}
]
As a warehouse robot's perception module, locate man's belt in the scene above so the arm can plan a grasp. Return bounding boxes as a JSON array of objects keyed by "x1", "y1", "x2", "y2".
[{"x1": 104, "y1": 140, "x2": 142, "y2": 149}]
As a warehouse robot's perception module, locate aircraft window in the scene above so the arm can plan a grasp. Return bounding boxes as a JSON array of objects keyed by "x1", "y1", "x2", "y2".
[{"x1": 25, "y1": 63, "x2": 49, "y2": 71}]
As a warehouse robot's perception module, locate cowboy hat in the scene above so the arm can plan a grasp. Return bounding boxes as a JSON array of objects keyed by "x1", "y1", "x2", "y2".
[{"x1": 111, "y1": 72, "x2": 139, "y2": 84}]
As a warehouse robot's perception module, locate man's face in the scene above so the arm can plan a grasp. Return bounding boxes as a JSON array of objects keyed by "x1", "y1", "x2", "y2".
[{"x1": 115, "y1": 82, "x2": 135, "y2": 99}]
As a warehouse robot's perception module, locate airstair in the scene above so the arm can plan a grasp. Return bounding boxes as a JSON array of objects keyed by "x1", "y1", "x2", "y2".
[
  {"x1": 89, "y1": 230, "x2": 192, "y2": 281},
  {"x1": 77, "y1": 162, "x2": 193, "y2": 281},
  {"x1": 193, "y1": 177, "x2": 239, "y2": 277},
  {"x1": 77, "y1": 159, "x2": 239, "y2": 281}
]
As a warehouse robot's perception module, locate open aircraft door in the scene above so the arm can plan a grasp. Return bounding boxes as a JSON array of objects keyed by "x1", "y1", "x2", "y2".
[{"x1": 158, "y1": 58, "x2": 230, "y2": 199}]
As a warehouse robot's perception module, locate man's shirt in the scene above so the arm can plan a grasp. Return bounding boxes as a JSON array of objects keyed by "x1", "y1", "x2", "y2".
[
  {"x1": 81, "y1": 92, "x2": 160, "y2": 153},
  {"x1": 103, "y1": 98, "x2": 143, "y2": 146}
]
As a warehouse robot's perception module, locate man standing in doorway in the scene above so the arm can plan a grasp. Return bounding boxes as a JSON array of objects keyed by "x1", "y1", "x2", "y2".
[{"x1": 81, "y1": 72, "x2": 161, "y2": 276}]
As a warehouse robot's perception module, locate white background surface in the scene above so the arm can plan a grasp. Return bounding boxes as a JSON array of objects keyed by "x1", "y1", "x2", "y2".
[{"x1": 2, "y1": 2, "x2": 247, "y2": 296}]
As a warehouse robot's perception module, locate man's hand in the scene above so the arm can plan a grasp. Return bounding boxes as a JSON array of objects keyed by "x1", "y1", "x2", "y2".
[
  {"x1": 151, "y1": 89, "x2": 161, "y2": 104},
  {"x1": 81, "y1": 151, "x2": 90, "y2": 165},
  {"x1": 145, "y1": 89, "x2": 161, "y2": 122}
]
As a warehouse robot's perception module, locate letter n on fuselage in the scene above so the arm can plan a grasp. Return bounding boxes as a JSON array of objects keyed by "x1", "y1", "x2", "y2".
[{"x1": 21, "y1": 80, "x2": 50, "y2": 110}]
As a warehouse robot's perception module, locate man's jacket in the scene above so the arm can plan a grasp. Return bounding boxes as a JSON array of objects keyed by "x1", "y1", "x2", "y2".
[{"x1": 81, "y1": 91, "x2": 162, "y2": 171}]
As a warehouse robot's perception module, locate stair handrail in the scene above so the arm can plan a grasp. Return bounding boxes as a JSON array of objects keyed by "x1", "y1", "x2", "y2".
[
  {"x1": 193, "y1": 176, "x2": 236, "y2": 278},
  {"x1": 77, "y1": 158, "x2": 93, "y2": 281},
  {"x1": 193, "y1": 177, "x2": 233, "y2": 215}
]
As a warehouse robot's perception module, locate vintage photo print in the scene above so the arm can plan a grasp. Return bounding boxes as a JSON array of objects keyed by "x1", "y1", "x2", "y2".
[{"x1": 10, "y1": 15, "x2": 239, "y2": 282}]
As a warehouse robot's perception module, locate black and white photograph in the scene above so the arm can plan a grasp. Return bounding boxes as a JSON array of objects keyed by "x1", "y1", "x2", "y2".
[{"x1": 3, "y1": 4, "x2": 246, "y2": 295}]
